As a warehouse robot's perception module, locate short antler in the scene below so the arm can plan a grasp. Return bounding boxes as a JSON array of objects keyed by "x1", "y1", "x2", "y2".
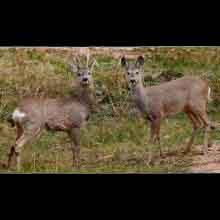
[
  {"x1": 86, "y1": 52, "x2": 90, "y2": 68},
  {"x1": 74, "y1": 56, "x2": 81, "y2": 69}
]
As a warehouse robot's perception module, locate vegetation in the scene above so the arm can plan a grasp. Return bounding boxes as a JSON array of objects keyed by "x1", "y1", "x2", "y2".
[{"x1": 1, "y1": 47, "x2": 220, "y2": 173}]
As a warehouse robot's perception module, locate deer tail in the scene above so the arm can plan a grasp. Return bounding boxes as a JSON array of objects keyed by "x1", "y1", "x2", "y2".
[{"x1": 208, "y1": 87, "x2": 212, "y2": 102}]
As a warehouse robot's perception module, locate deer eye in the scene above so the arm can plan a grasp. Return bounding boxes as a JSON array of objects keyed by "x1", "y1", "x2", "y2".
[
  {"x1": 88, "y1": 72, "x2": 91, "y2": 75},
  {"x1": 77, "y1": 73, "x2": 81, "y2": 77},
  {"x1": 136, "y1": 72, "x2": 139, "y2": 75},
  {"x1": 127, "y1": 72, "x2": 130, "y2": 75}
]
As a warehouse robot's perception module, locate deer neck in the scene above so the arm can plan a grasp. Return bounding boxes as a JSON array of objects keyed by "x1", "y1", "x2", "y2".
[
  {"x1": 131, "y1": 83, "x2": 145, "y2": 100},
  {"x1": 78, "y1": 86, "x2": 96, "y2": 111},
  {"x1": 131, "y1": 83, "x2": 148, "y2": 114}
]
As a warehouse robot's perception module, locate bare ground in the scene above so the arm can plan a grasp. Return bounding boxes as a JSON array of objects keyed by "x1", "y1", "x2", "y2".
[
  {"x1": 190, "y1": 144, "x2": 220, "y2": 173},
  {"x1": 1, "y1": 144, "x2": 220, "y2": 173}
]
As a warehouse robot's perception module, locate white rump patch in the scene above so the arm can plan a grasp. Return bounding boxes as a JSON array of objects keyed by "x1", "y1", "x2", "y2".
[
  {"x1": 208, "y1": 87, "x2": 212, "y2": 101},
  {"x1": 12, "y1": 108, "x2": 26, "y2": 122}
]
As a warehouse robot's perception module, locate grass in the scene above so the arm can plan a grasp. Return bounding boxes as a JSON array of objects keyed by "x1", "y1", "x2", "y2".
[{"x1": 1, "y1": 47, "x2": 220, "y2": 173}]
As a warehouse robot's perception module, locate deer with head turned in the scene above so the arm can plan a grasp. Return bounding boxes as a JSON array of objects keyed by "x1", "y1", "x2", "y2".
[
  {"x1": 7, "y1": 55, "x2": 97, "y2": 170},
  {"x1": 121, "y1": 55, "x2": 212, "y2": 156}
]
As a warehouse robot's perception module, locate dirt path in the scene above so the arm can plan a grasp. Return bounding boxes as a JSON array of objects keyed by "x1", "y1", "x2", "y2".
[{"x1": 190, "y1": 143, "x2": 220, "y2": 173}]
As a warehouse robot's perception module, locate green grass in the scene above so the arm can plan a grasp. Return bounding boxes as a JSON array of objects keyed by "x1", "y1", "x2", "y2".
[{"x1": 1, "y1": 47, "x2": 220, "y2": 173}]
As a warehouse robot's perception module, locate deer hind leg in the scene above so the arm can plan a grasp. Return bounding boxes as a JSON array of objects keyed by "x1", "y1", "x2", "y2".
[
  {"x1": 8, "y1": 124, "x2": 42, "y2": 170},
  {"x1": 68, "y1": 127, "x2": 81, "y2": 168},
  {"x1": 8, "y1": 123, "x2": 24, "y2": 168}
]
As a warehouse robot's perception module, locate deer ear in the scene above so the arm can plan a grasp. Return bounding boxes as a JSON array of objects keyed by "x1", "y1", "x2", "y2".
[
  {"x1": 121, "y1": 56, "x2": 128, "y2": 68},
  {"x1": 136, "y1": 56, "x2": 144, "y2": 68},
  {"x1": 69, "y1": 63, "x2": 78, "y2": 73},
  {"x1": 88, "y1": 58, "x2": 98, "y2": 72}
]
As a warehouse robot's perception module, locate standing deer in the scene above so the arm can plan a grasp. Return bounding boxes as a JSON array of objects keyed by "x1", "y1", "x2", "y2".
[
  {"x1": 7, "y1": 55, "x2": 97, "y2": 170},
  {"x1": 121, "y1": 55, "x2": 212, "y2": 155}
]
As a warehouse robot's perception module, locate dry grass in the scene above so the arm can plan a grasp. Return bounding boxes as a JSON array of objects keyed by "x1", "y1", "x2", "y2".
[{"x1": 1, "y1": 47, "x2": 220, "y2": 173}]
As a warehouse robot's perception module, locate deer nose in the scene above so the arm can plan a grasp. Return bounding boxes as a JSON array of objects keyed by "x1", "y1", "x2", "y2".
[
  {"x1": 130, "y1": 79, "x2": 136, "y2": 84},
  {"x1": 82, "y1": 78, "x2": 88, "y2": 82}
]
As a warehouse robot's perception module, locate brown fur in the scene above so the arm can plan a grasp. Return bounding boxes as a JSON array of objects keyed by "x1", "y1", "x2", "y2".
[
  {"x1": 121, "y1": 56, "x2": 211, "y2": 155},
  {"x1": 8, "y1": 56, "x2": 97, "y2": 170}
]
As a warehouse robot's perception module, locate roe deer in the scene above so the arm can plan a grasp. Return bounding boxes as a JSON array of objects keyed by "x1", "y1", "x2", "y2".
[
  {"x1": 121, "y1": 55, "x2": 212, "y2": 155},
  {"x1": 7, "y1": 55, "x2": 97, "y2": 170}
]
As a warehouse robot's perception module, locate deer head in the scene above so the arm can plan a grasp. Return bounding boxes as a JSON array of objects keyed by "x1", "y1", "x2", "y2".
[
  {"x1": 121, "y1": 56, "x2": 145, "y2": 89},
  {"x1": 69, "y1": 54, "x2": 97, "y2": 88}
]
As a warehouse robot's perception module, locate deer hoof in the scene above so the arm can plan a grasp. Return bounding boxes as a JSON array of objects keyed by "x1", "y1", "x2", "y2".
[
  {"x1": 72, "y1": 161, "x2": 80, "y2": 169},
  {"x1": 159, "y1": 151, "x2": 165, "y2": 158},
  {"x1": 182, "y1": 148, "x2": 191, "y2": 155},
  {"x1": 204, "y1": 150, "x2": 208, "y2": 155}
]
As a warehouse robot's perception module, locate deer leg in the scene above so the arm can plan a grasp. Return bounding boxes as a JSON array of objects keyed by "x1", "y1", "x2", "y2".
[
  {"x1": 192, "y1": 110, "x2": 212, "y2": 149},
  {"x1": 197, "y1": 110, "x2": 211, "y2": 154},
  {"x1": 68, "y1": 127, "x2": 80, "y2": 168},
  {"x1": 155, "y1": 120, "x2": 162, "y2": 156},
  {"x1": 188, "y1": 111, "x2": 202, "y2": 129},
  {"x1": 14, "y1": 134, "x2": 29, "y2": 171},
  {"x1": 184, "y1": 112, "x2": 201, "y2": 153},
  {"x1": 8, "y1": 125, "x2": 42, "y2": 170},
  {"x1": 149, "y1": 120, "x2": 157, "y2": 144},
  {"x1": 7, "y1": 146, "x2": 16, "y2": 168},
  {"x1": 149, "y1": 118, "x2": 162, "y2": 156},
  {"x1": 8, "y1": 123, "x2": 24, "y2": 168},
  {"x1": 16, "y1": 123, "x2": 23, "y2": 140}
]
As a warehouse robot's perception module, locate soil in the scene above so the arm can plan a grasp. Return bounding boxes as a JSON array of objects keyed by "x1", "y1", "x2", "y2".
[{"x1": 190, "y1": 143, "x2": 220, "y2": 173}]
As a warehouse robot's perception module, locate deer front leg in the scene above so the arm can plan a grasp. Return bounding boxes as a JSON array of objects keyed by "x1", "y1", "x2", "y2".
[
  {"x1": 184, "y1": 112, "x2": 201, "y2": 154},
  {"x1": 185, "y1": 128, "x2": 198, "y2": 154},
  {"x1": 199, "y1": 114, "x2": 211, "y2": 154},
  {"x1": 68, "y1": 128, "x2": 81, "y2": 168},
  {"x1": 149, "y1": 118, "x2": 161, "y2": 144},
  {"x1": 148, "y1": 118, "x2": 162, "y2": 156},
  {"x1": 195, "y1": 107, "x2": 211, "y2": 155},
  {"x1": 148, "y1": 121, "x2": 156, "y2": 144}
]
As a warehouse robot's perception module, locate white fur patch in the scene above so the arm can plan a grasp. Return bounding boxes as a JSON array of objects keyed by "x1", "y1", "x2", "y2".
[
  {"x1": 208, "y1": 87, "x2": 212, "y2": 101},
  {"x1": 12, "y1": 108, "x2": 26, "y2": 122}
]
